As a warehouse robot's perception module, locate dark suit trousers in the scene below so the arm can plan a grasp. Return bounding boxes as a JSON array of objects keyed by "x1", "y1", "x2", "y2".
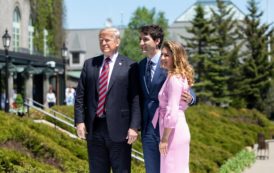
[
  {"x1": 141, "y1": 122, "x2": 160, "y2": 173},
  {"x1": 87, "y1": 117, "x2": 131, "y2": 173}
]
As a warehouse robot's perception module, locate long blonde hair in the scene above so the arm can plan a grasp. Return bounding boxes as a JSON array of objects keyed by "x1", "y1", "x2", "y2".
[{"x1": 162, "y1": 40, "x2": 194, "y2": 86}]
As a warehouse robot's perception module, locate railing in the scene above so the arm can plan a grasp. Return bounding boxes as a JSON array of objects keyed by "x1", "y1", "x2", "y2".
[
  {"x1": 24, "y1": 98, "x2": 144, "y2": 163},
  {"x1": 132, "y1": 148, "x2": 144, "y2": 162},
  {"x1": 26, "y1": 98, "x2": 74, "y2": 122}
]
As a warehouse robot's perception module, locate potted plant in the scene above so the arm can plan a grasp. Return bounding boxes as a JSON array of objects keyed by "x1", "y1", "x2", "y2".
[{"x1": 15, "y1": 94, "x2": 25, "y2": 116}]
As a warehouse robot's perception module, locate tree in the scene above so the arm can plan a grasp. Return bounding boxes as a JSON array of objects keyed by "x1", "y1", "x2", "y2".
[
  {"x1": 120, "y1": 7, "x2": 168, "y2": 62},
  {"x1": 237, "y1": 0, "x2": 274, "y2": 111},
  {"x1": 206, "y1": 0, "x2": 241, "y2": 106},
  {"x1": 182, "y1": 4, "x2": 214, "y2": 103},
  {"x1": 30, "y1": 0, "x2": 65, "y2": 56}
]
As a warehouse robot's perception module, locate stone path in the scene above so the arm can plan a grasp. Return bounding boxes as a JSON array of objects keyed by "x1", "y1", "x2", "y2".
[{"x1": 243, "y1": 140, "x2": 274, "y2": 173}]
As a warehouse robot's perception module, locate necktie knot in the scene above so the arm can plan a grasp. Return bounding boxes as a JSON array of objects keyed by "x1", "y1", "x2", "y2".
[
  {"x1": 148, "y1": 60, "x2": 154, "y2": 67},
  {"x1": 105, "y1": 57, "x2": 111, "y2": 63}
]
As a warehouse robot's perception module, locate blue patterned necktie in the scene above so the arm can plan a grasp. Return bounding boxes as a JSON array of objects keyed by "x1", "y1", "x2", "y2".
[{"x1": 145, "y1": 60, "x2": 153, "y2": 91}]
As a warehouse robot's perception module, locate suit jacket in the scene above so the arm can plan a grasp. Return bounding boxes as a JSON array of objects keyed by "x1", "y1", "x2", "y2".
[
  {"x1": 74, "y1": 54, "x2": 141, "y2": 142},
  {"x1": 139, "y1": 58, "x2": 197, "y2": 133},
  {"x1": 139, "y1": 58, "x2": 167, "y2": 133}
]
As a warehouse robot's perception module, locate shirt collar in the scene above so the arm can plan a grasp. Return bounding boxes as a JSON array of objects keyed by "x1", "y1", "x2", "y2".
[
  {"x1": 104, "y1": 52, "x2": 118, "y2": 63},
  {"x1": 147, "y1": 51, "x2": 161, "y2": 65}
]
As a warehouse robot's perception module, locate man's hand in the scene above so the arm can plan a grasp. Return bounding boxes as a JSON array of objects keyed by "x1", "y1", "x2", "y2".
[
  {"x1": 126, "y1": 128, "x2": 138, "y2": 144},
  {"x1": 76, "y1": 123, "x2": 87, "y2": 139},
  {"x1": 181, "y1": 91, "x2": 192, "y2": 104}
]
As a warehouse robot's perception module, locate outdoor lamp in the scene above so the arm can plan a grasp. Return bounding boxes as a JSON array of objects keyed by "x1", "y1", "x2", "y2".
[
  {"x1": 2, "y1": 29, "x2": 11, "y2": 49},
  {"x1": 2, "y1": 29, "x2": 11, "y2": 112}
]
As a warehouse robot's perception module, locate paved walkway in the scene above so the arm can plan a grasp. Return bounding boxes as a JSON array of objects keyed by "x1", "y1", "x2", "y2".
[{"x1": 243, "y1": 140, "x2": 274, "y2": 173}]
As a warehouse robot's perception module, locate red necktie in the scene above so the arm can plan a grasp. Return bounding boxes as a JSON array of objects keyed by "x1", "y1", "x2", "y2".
[{"x1": 96, "y1": 57, "x2": 111, "y2": 117}]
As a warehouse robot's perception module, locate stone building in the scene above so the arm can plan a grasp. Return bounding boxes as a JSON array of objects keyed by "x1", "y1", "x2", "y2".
[{"x1": 0, "y1": 0, "x2": 65, "y2": 111}]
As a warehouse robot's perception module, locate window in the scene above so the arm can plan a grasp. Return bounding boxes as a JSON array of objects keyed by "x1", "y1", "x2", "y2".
[
  {"x1": 43, "y1": 29, "x2": 48, "y2": 56},
  {"x1": 12, "y1": 7, "x2": 21, "y2": 52},
  {"x1": 72, "y1": 52, "x2": 80, "y2": 64},
  {"x1": 28, "y1": 17, "x2": 34, "y2": 54}
]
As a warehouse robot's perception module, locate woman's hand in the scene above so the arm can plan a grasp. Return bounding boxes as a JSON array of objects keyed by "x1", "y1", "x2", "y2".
[{"x1": 159, "y1": 140, "x2": 168, "y2": 156}]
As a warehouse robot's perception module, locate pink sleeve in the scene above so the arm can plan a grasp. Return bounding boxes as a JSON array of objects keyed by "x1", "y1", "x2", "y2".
[{"x1": 163, "y1": 75, "x2": 188, "y2": 128}]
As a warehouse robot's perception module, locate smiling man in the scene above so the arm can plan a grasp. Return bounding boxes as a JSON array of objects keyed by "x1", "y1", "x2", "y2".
[{"x1": 74, "y1": 27, "x2": 141, "y2": 173}]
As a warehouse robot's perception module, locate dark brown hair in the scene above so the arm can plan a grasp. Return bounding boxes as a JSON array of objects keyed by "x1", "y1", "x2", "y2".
[{"x1": 139, "y1": 24, "x2": 164, "y2": 49}]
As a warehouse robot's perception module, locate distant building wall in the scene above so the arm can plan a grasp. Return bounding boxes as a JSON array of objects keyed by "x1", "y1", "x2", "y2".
[{"x1": 0, "y1": 0, "x2": 31, "y2": 51}]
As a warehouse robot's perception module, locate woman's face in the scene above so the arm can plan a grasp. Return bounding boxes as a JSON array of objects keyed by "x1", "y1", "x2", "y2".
[{"x1": 160, "y1": 47, "x2": 173, "y2": 70}]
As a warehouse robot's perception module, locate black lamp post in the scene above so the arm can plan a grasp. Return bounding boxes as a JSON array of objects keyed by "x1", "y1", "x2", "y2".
[
  {"x1": 2, "y1": 29, "x2": 11, "y2": 112},
  {"x1": 61, "y1": 42, "x2": 68, "y2": 104}
]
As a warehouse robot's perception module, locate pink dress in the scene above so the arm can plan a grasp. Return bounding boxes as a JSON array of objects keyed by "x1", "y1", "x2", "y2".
[{"x1": 152, "y1": 75, "x2": 190, "y2": 173}]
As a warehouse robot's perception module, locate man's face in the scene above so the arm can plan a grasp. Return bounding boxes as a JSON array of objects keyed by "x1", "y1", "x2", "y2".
[
  {"x1": 139, "y1": 33, "x2": 160, "y2": 57},
  {"x1": 99, "y1": 30, "x2": 120, "y2": 57}
]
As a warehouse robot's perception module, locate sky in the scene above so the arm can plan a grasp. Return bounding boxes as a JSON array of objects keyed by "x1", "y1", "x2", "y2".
[{"x1": 64, "y1": 0, "x2": 274, "y2": 29}]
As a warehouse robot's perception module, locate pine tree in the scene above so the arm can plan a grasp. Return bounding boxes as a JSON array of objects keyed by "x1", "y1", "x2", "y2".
[
  {"x1": 206, "y1": 0, "x2": 241, "y2": 106},
  {"x1": 182, "y1": 4, "x2": 214, "y2": 103},
  {"x1": 237, "y1": 0, "x2": 274, "y2": 111},
  {"x1": 119, "y1": 7, "x2": 168, "y2": 62}
]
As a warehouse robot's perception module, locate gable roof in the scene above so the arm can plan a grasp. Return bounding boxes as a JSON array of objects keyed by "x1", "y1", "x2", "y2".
[
  {"x1": 66, "y1": 28, "x2": 101, "y2": 58},
  {"x1": 172, "y1": 0, "x2": 245, "y2": 27}
]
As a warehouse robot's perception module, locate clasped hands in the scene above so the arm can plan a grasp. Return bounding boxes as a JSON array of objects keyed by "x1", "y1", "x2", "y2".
[{"x1": 76, "y1": 123, "x2": 138, "y2": 144}]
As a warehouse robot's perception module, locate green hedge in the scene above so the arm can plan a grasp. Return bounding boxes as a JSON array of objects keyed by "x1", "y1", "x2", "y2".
[
  {"x1": 186, "y1": 105, "x2": 273, "y2": 172},
  {"x1": 0, "y1": 112, "x2": 88, "y2": 172},
  {"x1": 219, "y1": 149, "x2": 256, "y2": 173},
  {"x1": 1, "y1": 104, "x2": 274, "y2": 172}
]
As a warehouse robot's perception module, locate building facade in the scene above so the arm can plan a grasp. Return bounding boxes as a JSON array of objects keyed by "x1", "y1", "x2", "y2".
[{"x1": 0, "y1": 0, "x2": 65, "y2": 111}]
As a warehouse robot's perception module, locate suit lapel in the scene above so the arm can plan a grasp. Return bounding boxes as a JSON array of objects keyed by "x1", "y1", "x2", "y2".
[
  {"x1": 141, "y1": 59, "x2": 150, "y2": 95},
  {"x1": 107, "y1": 55, "x2": 123, "y2": 92},
  {"x1": 96, "y1": 56, "x2": 104, "y2": 92},
  {"x1": 149, "y1": 60, "x2": 167, "y2": 95}
]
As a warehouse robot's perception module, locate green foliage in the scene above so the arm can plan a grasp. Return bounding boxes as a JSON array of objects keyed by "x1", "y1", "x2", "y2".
[
  {"x1": 15, "y1": 94, "x2": 23, "y2": 106},
  {"x1": 0, "y1": 148, "x2": 61, "y2": 173},
  {"x1": 184, "y1": 0, "x2": 247, "y2": 106},
  {"x1": 120, "y1": 7, "x2": 168, "y2": 62},
  {"x1": 180, "y1": 0, "x2": 273, "y2": 115},
  {"x1": 219, "y1": 149, "x2": 256, "y2": 173},
  {"x1": 52, "y1": 105, "x2": 74, "y2": 119},
  {"x1": 264, "y1": 80, "x2": 274, "y2": 118},
  {"x1": 182, "y1": 4, "x2": 215, "y2": 103},
  {"x1": 2, "y1": 104, "x2": 274, "y2": 172},
  {"x1": 186, "y1": 105, "x2": 274, "y2": 172},
  {"x1": 14, "y1": 94, "x2": 25, "y2": 113},
  {"x1": 0, "y1": 111, "x2": 88, "y2": 172},
  {"x1": 236, "y1": 0, "x2": 274, "y2": 112},
  {"x1": 205, "y1": 0, "x2": 242, "y2": 106},
  {"x1": 30, "y1": 0, "x2": 65, "y2": 56},
  {"x1": 43, "y1": 115, "x2": 75, "y2": 134}
]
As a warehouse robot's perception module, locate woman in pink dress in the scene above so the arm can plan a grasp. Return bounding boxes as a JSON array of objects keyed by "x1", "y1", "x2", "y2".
[{"x1": 152, "y1": 40, "x2": 194, "y2": 173}]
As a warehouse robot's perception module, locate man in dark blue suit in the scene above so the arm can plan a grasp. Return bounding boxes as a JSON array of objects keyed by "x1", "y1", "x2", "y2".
[
  {"x1": 75, "y1": 27, "x2": 141, "y2": 173},
  {"x1": 138, "y1": 25, "x2": 195, "y2": 173}
]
